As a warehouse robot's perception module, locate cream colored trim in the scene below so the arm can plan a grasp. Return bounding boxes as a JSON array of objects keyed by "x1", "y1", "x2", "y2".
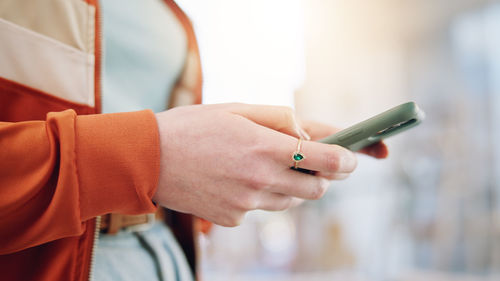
[
  {"x1": 0, "y1": 0, "x2": 95, "y2": 54},
  {"x1": 0, "y1": 18, "x2": 95, "y2": 106}
]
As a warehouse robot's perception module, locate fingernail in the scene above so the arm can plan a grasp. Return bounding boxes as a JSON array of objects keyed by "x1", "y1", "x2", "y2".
[
  {"x1": 320, "y1": 178, "x2": 331, "y2": 190},
  {"x1": 343, "y1": 149, "x2": 358, "y2": 171}
]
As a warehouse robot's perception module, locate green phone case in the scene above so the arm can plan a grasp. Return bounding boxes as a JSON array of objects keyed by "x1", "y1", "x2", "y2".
[{"x1": 318, "y1": 102, "x2": 425, "y2": 151}]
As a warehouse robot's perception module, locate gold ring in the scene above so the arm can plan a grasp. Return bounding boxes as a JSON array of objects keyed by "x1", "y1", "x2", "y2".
[{"x1": 292, "y1": 138, "x2": 306, "y2": 169}]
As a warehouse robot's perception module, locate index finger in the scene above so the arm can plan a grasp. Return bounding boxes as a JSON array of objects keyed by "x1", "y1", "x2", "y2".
[
  {"x1": 230, "y1": 104, "x2": 308, "y2": 139},
  {"x1": 300, "y1": 119, "x2": 389, "y2": 159}
]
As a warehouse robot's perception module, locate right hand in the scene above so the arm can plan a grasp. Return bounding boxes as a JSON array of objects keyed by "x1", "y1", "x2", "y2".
[{"x1": 153, "y1": 103, "x2": 358, "y2": 227}]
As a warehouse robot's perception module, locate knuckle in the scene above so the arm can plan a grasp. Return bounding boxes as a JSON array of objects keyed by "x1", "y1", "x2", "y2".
[
  {"x1": 247, "y1": 176, "x2": 266, "y2": 191},
  {"x1": 280, "y1": 106, "x2": 295, "y2": 125},
  {"x1": 244, "y1": 169, "x2": 273, "y2": 191},
  {"x1": 236, "y1": 194, "x2": 259, "y2": 210},
  {"x1": 325, "y1": 152, "x2": 341, "y2": 172},
  {"x1": 248, "y1": 133, "x2": 271, "y2": 157}
]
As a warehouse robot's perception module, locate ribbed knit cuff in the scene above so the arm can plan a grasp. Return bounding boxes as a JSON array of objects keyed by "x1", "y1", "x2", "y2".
[{"x1": 75, "y1": 110, "x2": 160, "y2": 220}]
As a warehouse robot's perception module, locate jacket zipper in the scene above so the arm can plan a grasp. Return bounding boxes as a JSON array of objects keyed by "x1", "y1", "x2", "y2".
[{"x1": 87, "y1": 216, "x2": 101, "y2": 281}]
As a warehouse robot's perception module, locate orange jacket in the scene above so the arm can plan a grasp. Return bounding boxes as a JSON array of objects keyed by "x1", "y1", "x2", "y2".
[{"x1": 0, "y1": 1, "x2": 202, "y2": 280}]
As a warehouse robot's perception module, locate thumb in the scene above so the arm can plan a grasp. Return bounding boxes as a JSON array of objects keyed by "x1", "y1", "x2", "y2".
[{"x1": 229, "y1": 104, "x2": 310, "y2": 140}]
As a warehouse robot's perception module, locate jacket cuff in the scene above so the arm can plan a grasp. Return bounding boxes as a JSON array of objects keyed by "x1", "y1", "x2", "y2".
[{"x1": 75, "y1": 110, "x2": 160, "y2": 220}]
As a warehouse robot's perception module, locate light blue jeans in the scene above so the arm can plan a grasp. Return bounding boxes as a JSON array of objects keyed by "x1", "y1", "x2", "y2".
[{"x1": 94, "y1": 221, "x2": 194, "y2": 281}]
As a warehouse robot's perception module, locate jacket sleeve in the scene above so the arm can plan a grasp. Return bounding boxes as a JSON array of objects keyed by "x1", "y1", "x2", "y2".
[{"x1": 0, "y1": 109, "x2": 160, "y2": 254}]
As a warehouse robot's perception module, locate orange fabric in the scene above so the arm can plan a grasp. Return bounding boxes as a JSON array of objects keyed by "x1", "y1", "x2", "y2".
[
  {"x1": 0, "y1": 107, "x2": 160, "y2": 280},
  {"x1": 0, "y1": 221, "x2": 96, "y2": 281},
  {"x1": 76, "y1": 111, "x2": 160, "y2": 220},
  {"x1": 0, "y1": 0, "x2": 202, "y2": 280},
  {"x1": 0, "y1": 108, "x2": 160, "y2": 251},
  {"x1": 196, "y1": 218, "x2": 214, "y2": 235},
  {"x1": 0, "y1": 77, "x2": 95, "y2": 122}
]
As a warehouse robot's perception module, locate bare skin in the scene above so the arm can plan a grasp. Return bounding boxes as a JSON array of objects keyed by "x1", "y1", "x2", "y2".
[{"x1": 153, "y1": 103, "x2": 387, "y2": 227}]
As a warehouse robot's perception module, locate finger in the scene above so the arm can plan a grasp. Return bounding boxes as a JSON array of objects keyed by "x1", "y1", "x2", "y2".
[
  {"x1": 230, "y1": 104, "x2": 306, "y2": 139},
  {"x1": 299, "y1": 120, "x2": 389, "y2": 159},
  {"x1": 279, "y1": 137, "x2": 358, "y2": 174},
  {"x1": 268, "y1": 169, "x2": 331, "y2": 200},
  {"x1": 256, "y1": 193, "x2": 303, "y2": 211},
  {"x1": 315, "y1": 171, "x2": 351, "y2": 180},
  {"x1": 289, "y1": 197, "x2": 304, "y2": 208},
  {"x1": 299, "y1": 119, "x2": 340, "y2": 141},
  {"x1": 359, "y1": 141, "x2": 389, "y2": 159}
]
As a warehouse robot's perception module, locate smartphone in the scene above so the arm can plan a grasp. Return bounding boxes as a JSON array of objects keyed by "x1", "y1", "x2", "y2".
[{"x1": 318, "y1": 101, "x2": 425, "y2": 151}]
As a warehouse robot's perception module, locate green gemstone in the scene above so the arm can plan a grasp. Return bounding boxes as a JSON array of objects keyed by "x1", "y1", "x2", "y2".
[{"x1": 293, "y1": 153, "x2": 304, "y2": 161}]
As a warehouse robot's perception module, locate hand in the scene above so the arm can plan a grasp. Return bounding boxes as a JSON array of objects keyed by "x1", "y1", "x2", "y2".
[
  {"x1": 153, "y1": 103, "x2": 359, "y2": 226},
  {"x1": 299, "y1": 119, "x2": 389, "y2": 160}
]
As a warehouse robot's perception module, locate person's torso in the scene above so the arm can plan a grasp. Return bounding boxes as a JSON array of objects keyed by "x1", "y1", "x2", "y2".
[
  {"x1": 0, "y1": 1, "x2": 200, "y2": 280},
  {"x1": 97, "y1": 1, "x2": 192, "y2": 280},
  {"x1": 101, "y1": 0, "x2": 187, "y2": 114}
]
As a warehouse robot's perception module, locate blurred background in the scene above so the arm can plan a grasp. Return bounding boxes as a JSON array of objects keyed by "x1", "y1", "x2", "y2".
[{"x1": 176, "y1": 0, "x2": 500, "y2": 280}]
